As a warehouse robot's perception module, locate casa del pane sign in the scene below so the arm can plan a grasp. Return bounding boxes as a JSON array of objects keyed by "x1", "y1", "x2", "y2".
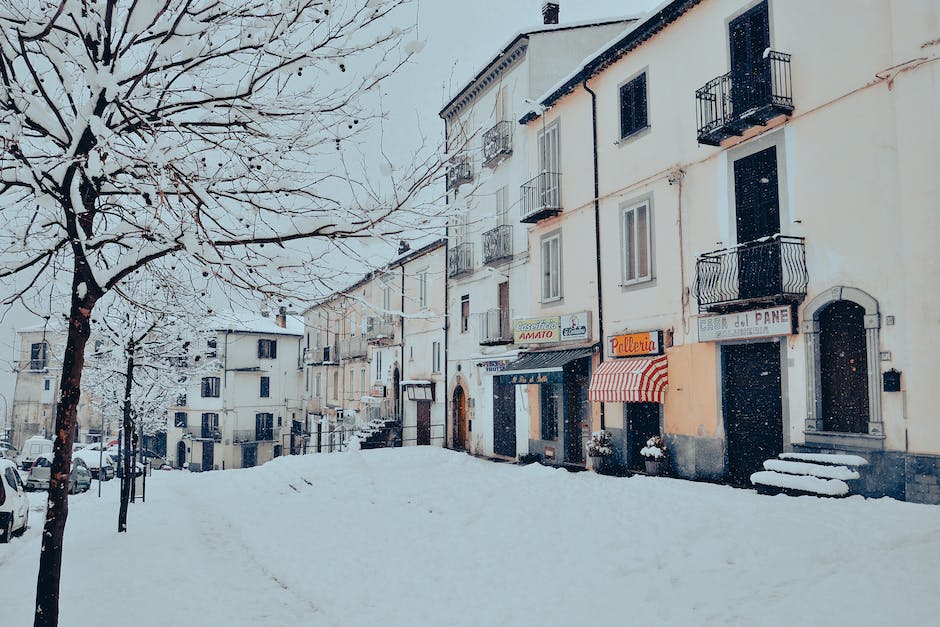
[{"x1": 697, "y1": 305, "x2": 796, "y2": 342}]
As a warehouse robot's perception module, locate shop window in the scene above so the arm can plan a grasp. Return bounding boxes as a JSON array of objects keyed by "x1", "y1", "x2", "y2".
[{"x1": 539, "y1": 384, "x2": 561, "y2": 441}]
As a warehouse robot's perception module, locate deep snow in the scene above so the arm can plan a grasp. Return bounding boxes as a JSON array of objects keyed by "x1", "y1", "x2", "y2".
[{"x1": 1, "y1": 448, "x2": 938, "y2": 626}]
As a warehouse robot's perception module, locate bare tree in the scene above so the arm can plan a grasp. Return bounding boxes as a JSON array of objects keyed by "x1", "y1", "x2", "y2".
[{"x1": 0, "y1": 2, "x2": 445, "y2": 624}]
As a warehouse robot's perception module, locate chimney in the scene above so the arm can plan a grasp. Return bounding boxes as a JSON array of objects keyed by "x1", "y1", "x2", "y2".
[
  {"x1": 275, "y1": 306, "x2": 287, "y2": 329},
  {"x1": 397, "y1": 240, "x2": 411, "y2": 255},
  {"x1": 542, "y1": 2, "x2": 559, "y2": 25}
]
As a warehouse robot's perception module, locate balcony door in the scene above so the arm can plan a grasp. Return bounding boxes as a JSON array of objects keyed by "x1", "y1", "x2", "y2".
[
  {"x1": 733, "y1": 146, "x2": 781, "y2": 300},
  {"x1": 537, "y1": 122, "x2": 560, "y2": 207},
  {"x1": 729, "y1": 0, "x2": 771, "y2": 115}
]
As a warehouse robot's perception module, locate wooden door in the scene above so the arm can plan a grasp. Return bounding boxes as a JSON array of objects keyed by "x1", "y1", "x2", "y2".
[
  {"x1": 416, "y1": 400, "x2": 431, "y2": 445},
  {"x1": 493, "y1": 381, "x2": 517, "y2": 457},
  {"x1": 723, "y1": 342, "x2": 783, "y2": 486},
  {"x1": 201, "y1": 441, "x2": 214, "y2": 472},
  {"x1": 176, "y1": 441, "x2": 186, "y2": 469},
  {"x1": 819, "y1": 301, "x2": 869, "y2": 433},
  {"x1": 734, "y1": 146, "x2": 781, "y2": 299},
  {"x1": 453, "y1": 387, "x2": 467, "y2": 450},
  {"x1": 729, "y1": 1, "x2": 771, "y2": 114}
]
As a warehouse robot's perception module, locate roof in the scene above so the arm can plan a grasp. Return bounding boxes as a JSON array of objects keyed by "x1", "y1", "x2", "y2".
[
  {"x1": 440, "y1": 16, "x2": 639, "y2": 118},
  {"x1": 209, "y1": 313, "x2": 304, "y2": 337},
  {"x1": 520, "y1": 0, "x2": 703, "y2": 124},
  {"x1": 502, "y1": 348, "x2": 593, "y2": 373}
]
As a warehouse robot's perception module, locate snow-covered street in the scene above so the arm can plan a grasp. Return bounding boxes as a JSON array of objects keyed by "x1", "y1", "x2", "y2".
[{"x1": 2, "y1": 448, "x2": 939, "y2": 626}]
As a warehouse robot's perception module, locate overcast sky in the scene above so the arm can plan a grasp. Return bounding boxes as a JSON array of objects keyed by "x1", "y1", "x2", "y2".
[{"x1": 0, "y1": 0, "x2": 658, "y2": 426}]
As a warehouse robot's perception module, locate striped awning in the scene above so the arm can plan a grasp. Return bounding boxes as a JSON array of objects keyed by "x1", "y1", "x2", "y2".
[{"x1": 588, "y1": 355, "x2": 668, "y2": 403}]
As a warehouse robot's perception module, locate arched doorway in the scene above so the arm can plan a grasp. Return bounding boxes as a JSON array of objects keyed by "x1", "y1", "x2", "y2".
[
  {"x1": 177, "y1": 441, "x2": 186, "y2": 469},
  {"x1": 392, "y1": 367, "x2": 401, "y2": 421},
  {"x1": 819, "y1": 300, "x2": 869, "y2": 433},
  {"x1": 452, "y1": 386, "x2": 468, "y2": 451}
]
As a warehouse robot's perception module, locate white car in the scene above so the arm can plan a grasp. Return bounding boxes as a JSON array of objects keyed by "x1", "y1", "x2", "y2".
[
  {"x1": 0, "y1": 458, "x2": 29, "y2": 542},
  {"x1": 74, "y1": 447, "x2": 116, "y2": 480},
  {"x1": 17, "y1": 436, "x2": 53, "y2": 471}
]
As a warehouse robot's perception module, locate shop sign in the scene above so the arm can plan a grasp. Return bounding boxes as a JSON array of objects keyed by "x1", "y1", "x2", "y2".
[
  {"x1": 497, "y1": 371, "x2": 563, "y2": 385},
  {"x1": 608, "y1": 331, "x2": 663, "y2": 357},
  {"x1": 559, "y1": 312, "x2": 591, "y2": 342},
  {"x1": 478, "y1": 360, "x2": 508, "y2": 372},
  {"x1": 698, "y1": 305, "x2": 795, "y2": 342},
  {"x1": 371, "y1": 384, "x2": 386, "y2": 397},
  {"x1": 513, "y1": 317, "x2": 560, "y2": 344}
]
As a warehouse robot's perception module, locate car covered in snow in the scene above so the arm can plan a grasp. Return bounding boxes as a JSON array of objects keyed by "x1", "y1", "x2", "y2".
[
  {"x1": 0, "y1": 440, "x2": 18, "y2": 462},
  {"x1": 74, "y1": 447, "x2": 116, "y2": 481},
  {"x1": 0, "y1": 458, "x2": 29, "y2": 542},
  {"x1": 25, "y1": 454, "x2": 93, "y2": 493},
  {"x1": 16, "y1": 436, "x2": 53, "y2": 471}
]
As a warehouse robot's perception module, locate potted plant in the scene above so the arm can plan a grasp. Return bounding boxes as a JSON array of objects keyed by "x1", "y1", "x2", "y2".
[
  {"x1": 587, "y1": 430, "x2": 613, "y2": 458},
  {"x1": 641, "y1": 435, "x2": 667, "y2": 475}
]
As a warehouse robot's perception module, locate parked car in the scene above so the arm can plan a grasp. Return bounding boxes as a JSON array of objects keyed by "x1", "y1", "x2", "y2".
[
  {"x1": 0, "y1": 458, "x2": 29, "y2": 542},
  {"x1": 140, "y1": 449, "x2": 169, "y2": 469},
  {"x1": 73, "y1": 447, "x2": 115, "y2": 481},
  {"x1": 0, "y1": 441, "x2": 18, "y2": 462},
  {"x1": 108, "y1": 450, "x2": 144, "y2": 478},
  {"x1": 25, "y1": 454, "x2": 93, "y2": 493},
  {"x1": 17, "y1": 436, "x2": 53, "y2": 471}
]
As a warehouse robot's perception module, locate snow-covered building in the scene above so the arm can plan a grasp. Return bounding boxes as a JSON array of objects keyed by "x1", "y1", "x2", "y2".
[
  {"x1": 166, "y1": 310, "x2": 305, "y2": 471},
  {"x1": 9, "y1": 325, "x2": 104, "y2": 449},
  {"x1": 439, "y1": 4, "x2": 635, "y2": 462},
  {"x1": 521, "y1": 0, "x2": 940, "y2": 501}
]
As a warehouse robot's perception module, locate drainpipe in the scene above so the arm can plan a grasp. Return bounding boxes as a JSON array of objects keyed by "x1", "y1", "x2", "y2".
[
  {"x1": 582, "y1": 78, "x2": 605, "y2": 430},
  {"x1": 443, "y1": 121, "x2": 451, "y2": 449},
  {"x1": 400, "y1": 261, "x2": 406, "y2": 425}
]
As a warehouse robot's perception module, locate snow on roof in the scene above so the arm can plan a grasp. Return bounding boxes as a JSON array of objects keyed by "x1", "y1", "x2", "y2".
[
  {"x1": 208, "y1": 313, "x2": 304, "y2": 336},
  {"x1": 440, "y1": 15, "x2": 638, "y2": 117}
]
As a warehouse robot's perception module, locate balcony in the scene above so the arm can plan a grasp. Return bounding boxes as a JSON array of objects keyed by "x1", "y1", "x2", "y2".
[
  {"x1": 445, "y1": 155, "x2": 473, "y2": 191},
  {"x1": 480, "y1": 308, "x2": 512, "y2": 346},
  {"x1": 695, "y1": 50, "x2": 793, "y2": 146},
  {"x1": 365, "y1": 315, "x2": 395, "y2": 345},
  {"x1": 341, "y1": 335, "x2": 367, "y2": 359},
  {"x1": 304, "y1": 345, "x2": 336, "y2": 364},
  {"x1": 520, "y1": 172, "x2": 561, "y2": 223},
  {"x1": 448, "y1": 242, "x2": 474, "y2": 278},
  {"x1": 695, "y1": 235, "x2": 807, "y2": 313},
  {"x1": 482, "y1": 224, "x2": 512, "y2": 264},
  {"x1": 482, "y1": 121, "x2": 512, "y2": 167}
]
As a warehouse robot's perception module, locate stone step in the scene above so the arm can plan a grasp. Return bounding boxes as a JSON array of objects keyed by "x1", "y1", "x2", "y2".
[
  {"x1": 751, "y1": 470, "x2": 850, "y2": 497},
  {"x1": 763, "y1": 459, "x2": 860, "y2": 481},
  {"x1": 779, "y1": 452, "x2": 869, "y2": 467}
]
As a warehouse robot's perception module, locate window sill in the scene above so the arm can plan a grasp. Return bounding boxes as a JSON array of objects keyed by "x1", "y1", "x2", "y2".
[
  {"x1": 614, "y1": 125, "x2": 651, "y2": 147},
  {"x1": 540, "y1": 296, "x2": 564, "y2": 306},
  {"x1": 619, "y1": 276, "x2": 656, "y2": 291}
]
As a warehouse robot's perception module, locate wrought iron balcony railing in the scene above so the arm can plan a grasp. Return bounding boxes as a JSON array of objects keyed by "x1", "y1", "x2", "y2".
[
  {"x1": 695, "y1": 235, "x2": 807, "y2": 313},
  {"x1": 365, "y1": 315, "x2": 395, "y2": 344},
  {"x1": 480, "y1": 308, "x2": 512, "y2": 346},
  {"x1": 340, "y1": 336, "x2": 367, "y2": 359},
  {"x1": 695, "y1": 50, "x2": 793, "y2": 146},
  {"x1": 482, "y1": 224, "x2": 512, "y2": 264},
  {"x1": 482, "y1": 121, "x2": 512, "y2": 166},
  {"x1": 445, "y1": 155, "x2": 473, "y2": 191},
  {"x1": 448, "y1": 242, "x2": 474, "y2": 277},
  {"x1": 520, "y1": 171, "x2": 561, "y2": 223},
  {"x1": 304, "y1": 345, "x2": 336, "y2": 365}
]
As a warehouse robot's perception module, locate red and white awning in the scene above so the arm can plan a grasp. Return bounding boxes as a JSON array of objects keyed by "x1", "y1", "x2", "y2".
[{"x1": 588, "y1": 355, "x2": 668, "y2": 403}]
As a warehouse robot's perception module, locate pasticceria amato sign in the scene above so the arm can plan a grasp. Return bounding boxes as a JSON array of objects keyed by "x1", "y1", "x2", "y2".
[{"x1": 513, "y1": 312, "x2": 591, "y2": 345}]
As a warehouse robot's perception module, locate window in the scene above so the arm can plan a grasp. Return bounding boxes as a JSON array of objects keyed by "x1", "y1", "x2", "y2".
[
  {"x1": 360, "y1": 368, "x2": 367, "y2": 395},
  {"x1": 257, "y1": 339, "x2": 277, "y2": 359},
  {"x1": 260, "y1": 376, "x2": 270, "y2": 398},
  {"x1": 539, "y1": 384, "x2": 560, "y2": 441},
  {"x1": 255, "y1": 413, "x2": 274, "y2": 441},
  {"x1": 381, "y1": 279, "x2": 392, "y2": 312},
  {"x1": 44, "y1": 379, "x2": 51, "y2": 391},
  {"x1": 540, "y1": 233, "x2": 562, "y2": 302},
  {"x1": 29, "y1": 341, "x2": 48, "y2": 370},
  {"x1": 419, "y1": 269, "x2": 429, "y2": 308},
  {"x1": 174, "y1": 412, "x2": 188, "y2": 428},
  {"x1": 350, "y1": 313, "x2": 357, "y2": 336},
  {"x1": 461, "y1": 295, "x2": 470, "y2": 333},
  {"x1": 201, "y1": 377, "x2": 220, "y2": 398},
  {"x1": 432, "y1": 341, "x2": 441, "y2": 373},
  {"x1": 496, "y1": 186, "x2": 509, "y2": 225},
  {"x1": 409, "y1": 346, "x2": 414, "y2": 362},
  {"x1": 333, "y1": 371, "x2": 339, "y2": 399},
  {"x1": 206, "y1": 338, "x2": 217, "y2": 358},
  {"x1": 349, "y1": 369, "x2": 355, "y2": 396},
  {"x1": 619, "y1": 72, "x2": 648, "y2": 139},
  {"x1": 622, "y1": 201, "x2": 652, "y2": 285},
  {"x1": 376, "y1": 351, "x2": 383, "y2": 380},
  {"x1": 315, "y1": 373, "x2": 322, "y2": 398},
  {"x1": 201, "y1": 413, "x2": 219, "y2": 439}
]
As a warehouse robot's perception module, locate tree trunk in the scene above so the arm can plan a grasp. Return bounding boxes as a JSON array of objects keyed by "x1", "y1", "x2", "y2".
[
  {"x1": 118, "y1": 350, "x2": 134, "y2": 533},
  {"x1": 34, "y1": 292, "x2": 95, "y2": 627}
]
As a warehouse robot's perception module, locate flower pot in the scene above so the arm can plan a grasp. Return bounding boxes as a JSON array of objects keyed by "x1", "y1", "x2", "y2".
[{"x1": 645, "y1": 459, "x2": 662, "y2": 475}]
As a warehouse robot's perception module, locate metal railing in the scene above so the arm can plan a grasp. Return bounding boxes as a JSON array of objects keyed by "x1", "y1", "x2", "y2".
[
  {"x1": 482, "y1": 224, "x2": 512, "y2": 264},
  {"x1": 365, "y1": 315, "x2": 394, "y2": 343},
  {"x1": 304, "y1": 345, "x2": 335, "y2": 364},
  {"x1": 695, "y1": 50, "x2": 793, "y2": 145},
  {"x1": 695, "y1": 235, "x2": 807, "y2": 312},
  {"x1": 445, "y1": 155, "x2": 473, "y2": 191},
  {"x1": 447, "y1": 242, "x2": 474, "y2": 277},
  {"x1": 233, "y1": 428, "x2": 274, "y2": 443},
  {"x1": 340, "y1": 335, "x2": 367, "y2": 359},
  {"x1": 520, "y1": 171, "x2": 561, "y2": 222},
  {"x1": 482, "y1": 121, "x2": 512, "y2": 165},
  {"x1": 480, "y1": 308, "x2": 511, "y2": 345}
]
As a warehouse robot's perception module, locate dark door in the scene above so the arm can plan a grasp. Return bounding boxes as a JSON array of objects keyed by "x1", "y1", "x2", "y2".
[
  {"x1": 416, "y1": 400, "x2": 431, "y2": 445},
  {"x1": 452, "y1": 387, "x2": 467, "y2": 450},
  {"x1": 493, "y1": 380, "x2": 517, "y2": 457},
  {"x1": 242, "y1": 444, "x2": 257, "y2": 468},
  {"x1": 498, "y1": 282, "x2": 510, "y2": 338},
  {"x1": 729, "y1": 1, "x2": 771, "y2": 115},
  {"x1": 723, "y1": 342, "x2": 783, "y2": 486},
  {"x1": 626, "y1": 402, "x2": 661, "y2": 472},
  {"x1": 564, "y1": 360, "x2": 590, "y2": 466},
  {"x1": 201, "y1": 441, "x2": 214, "y2": 472},
  {"x1": 819, "y1": 301, "x2": 869, "y2": 433},
  {"x1": 734, "y1": 146, "x2": 781, "y2": 300},
  {"x1": 177, "y1": 441, "x2": 186, "y2": 469}
]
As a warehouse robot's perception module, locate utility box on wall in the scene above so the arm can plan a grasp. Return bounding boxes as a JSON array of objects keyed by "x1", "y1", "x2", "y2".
[{"x1": 883, "y1": 369, "x2": 901, "y2": 392}]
